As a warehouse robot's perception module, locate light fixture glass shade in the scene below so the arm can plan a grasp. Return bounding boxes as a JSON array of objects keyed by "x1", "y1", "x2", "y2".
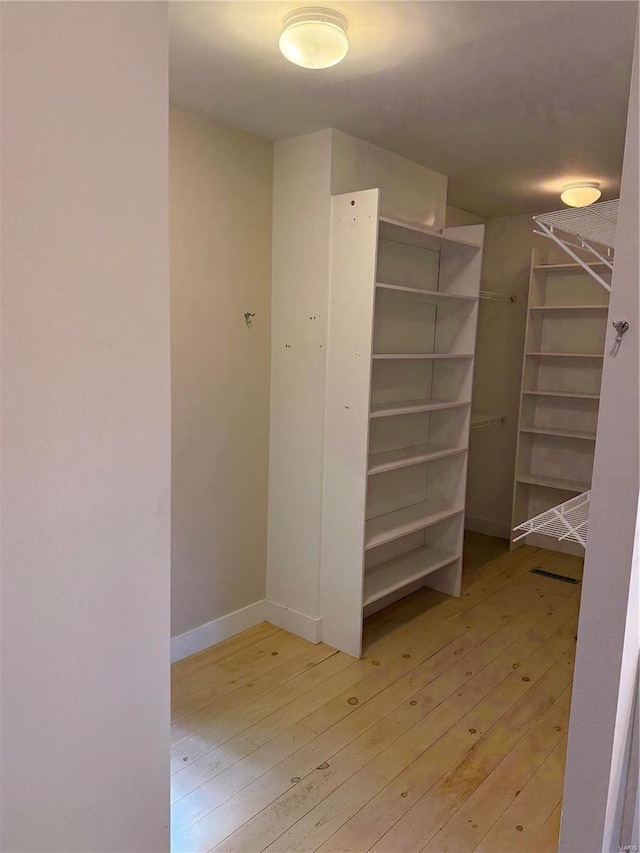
[
  {"x1": 279, "y1": 7, "x2": 349, "y2": 69},
  {"x1": 560, "y1": 182, "x2": 602, "y2": 208}
]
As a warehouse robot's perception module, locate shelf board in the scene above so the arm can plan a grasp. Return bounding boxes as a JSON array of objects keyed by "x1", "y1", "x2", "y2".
[
  {"x1": 526, "y1": 352, "x2": 604, "y2": 359},
  {"x1": 370, "y1": 399, "x2": 470, "y2": 419},
  {"x1": 363, "y1": 547, "x2": 459, "y2": 607},
  {"x1": 376, "y1": 282, "x2": 477, "y2": 303},
  {"x1": 516, "y1": 473, "x2": 591, "y2": 493},
  {"x1": 372, "y1": 353, "x2": 474, "y2": 360},
  {"x1": 368, "y1": 443, "x2": 466, "y2": 476},
  {"x1": 529, "y1": 304, "x2": 609, "y2": 311},
  {"x1": 365, "y1": 502, "x2": 464, "y2": 551},
  {"x1": 533, "y1": 262, "x2": 611, "y2": 271},
  {"x1": 522, "y1": 390, "x2": 600, "y2": 401},
  {"x1": 378, "y1": 217, "x2": 483, "y2": 250},
  {"x1": 520, "y1": 426, "x2": 597, "y2": 441}
]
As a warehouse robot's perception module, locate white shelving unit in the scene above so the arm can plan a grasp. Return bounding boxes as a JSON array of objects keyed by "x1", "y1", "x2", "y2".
[
  {"x1": 510, "y1": 248, "x2": 610, "y2": 556},
  {"x1": 321, "y1": 188, "x2": 484, "y2": 656}
]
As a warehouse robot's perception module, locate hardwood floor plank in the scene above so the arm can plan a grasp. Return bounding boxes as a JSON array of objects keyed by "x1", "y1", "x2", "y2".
[
  {"x1": 369, "y1": 641, "x2": 575, "y2": 852},
  {"x1": 171, "y1": 650, "x2": 351, "y2": 772},
  {"x1": 169, "y1": 539, "x2": 582, "y2": 853},
  {"x1": 172, "y1": 623, "x2": 282, "y2": 683},
  {"x1": 252, "y1": 600, "x2": 577, "y2": 853},
  {"x1": 421, "y1": 687, "x2": 572, "y2": 853},
  {"x1": 190, "y1": 596, "x2": 577, "y2": 853},
  {"x1": 171, "y1": 724, "x2": 316, "y2": 838},
  {"x1": 173, "y1": 587, "x2": 571, "y2": 847},
  {"x1": 462, "y1": 532, "x2": 509, "y2": 576},
  {"x1": 172, "y1": 630, "x2": 312, "y2": 706},
  {"x1": 473, "y1": 738, "x2": 568, "y2": 852},
  {"x1": 172, "y1": 642, "x2": 337, "y2": 724},
  {"x1": 306, "y1": 608, "x2": 577, "y2": 853}
]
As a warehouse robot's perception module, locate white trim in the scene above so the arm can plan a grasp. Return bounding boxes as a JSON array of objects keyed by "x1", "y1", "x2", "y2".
[
  {"x1": 170, "y1": 600, "x2": 266, "y2": 663},
  {"x1": 265, "y1": 600, "x2": 322, "y2": 644},
  {"x1": 464, "y1": 514, "x2": 510, "y2": 540}
]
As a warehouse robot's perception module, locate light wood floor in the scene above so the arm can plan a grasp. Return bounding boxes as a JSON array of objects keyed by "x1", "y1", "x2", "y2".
[{"x1": 171, "y1": 536, "x2": 583, "y2": 853}]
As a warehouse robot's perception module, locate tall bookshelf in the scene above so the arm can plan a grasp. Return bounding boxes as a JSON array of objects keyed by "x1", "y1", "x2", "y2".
[
  {"x1": 321, "y1": 188, "x2": 484, "y2": 657},
  {"x1": 510, "y1": 249, "x2": 611, "y2": 555}
]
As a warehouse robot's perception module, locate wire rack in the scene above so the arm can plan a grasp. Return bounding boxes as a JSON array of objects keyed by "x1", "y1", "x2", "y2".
[
  {"x1": 513, "y1": 491, "x2": 591, "y2": 549},
  {"x1": 535, "y1": 200, "x2": 618, "y2": 250}
]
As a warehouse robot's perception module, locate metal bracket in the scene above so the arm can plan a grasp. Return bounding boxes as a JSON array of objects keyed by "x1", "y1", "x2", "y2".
[
  {"x1": 532, "y1": 219, "x2": 612, "y2": 292},
  {"x1": 612, "y1": 320, "x2": 630, "y2": 343}
]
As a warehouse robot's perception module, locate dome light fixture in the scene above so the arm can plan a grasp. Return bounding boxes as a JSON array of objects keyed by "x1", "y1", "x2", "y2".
[
  {"x1": 560, "y1": 182, "x2": 602, "y2": 208},
  {"x1": 279, "y1": 7, "x2": 349, "y2": 70}
]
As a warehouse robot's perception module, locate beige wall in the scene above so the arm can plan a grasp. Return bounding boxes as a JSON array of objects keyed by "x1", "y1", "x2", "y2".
[
  {"x1": 447, "y1": 209, "x2": 563, "y2": 538},
  {"x1": 466, "y1": 215, "x2": 537, "y2": 536},
  {"x1": 0, "y1": 3, "x2": 170, "y2": 850},
  {"x1": 446, "y1": 204, "x2": 485, "y2": 227},
  {"x1": 170, "y1": 104, "x2": 273, "y2": 641}
]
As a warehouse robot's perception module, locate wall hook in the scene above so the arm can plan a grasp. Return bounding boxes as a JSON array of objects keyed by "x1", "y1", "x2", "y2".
[
  {"x1": 244, "y1": 312, "x2": 255, "y2": 328},
  {"x1": 612, "y1": 319, "x2": 630, "y2": 343}
]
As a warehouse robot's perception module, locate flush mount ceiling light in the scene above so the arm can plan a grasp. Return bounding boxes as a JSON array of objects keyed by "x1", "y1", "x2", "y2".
[
  {"x1": 279, "y1": 7, "x2": 349, "y2": 69},
  {"x1": 560, "y1": 182, "x2": 602, "y2": 208}
]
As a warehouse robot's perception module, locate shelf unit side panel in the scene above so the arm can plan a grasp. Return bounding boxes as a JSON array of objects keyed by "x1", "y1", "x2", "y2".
[
  {"x1": 511, "y1": 249, "x2": 542, "y2": 549},
  {"x1": 320, "y1": 189, "x2": 380, "y2": 657},
  {"x1": 424, "y1": 225, "x2": 483, "y2": 593}
]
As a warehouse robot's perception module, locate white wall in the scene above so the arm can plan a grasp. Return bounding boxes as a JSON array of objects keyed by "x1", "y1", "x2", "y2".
[
  {"x1": 266, "y1": 128, "x2": 333, "y2": 636},
  {"x1": 170, "y1": 104, "x2": 273, "y2": 655},
  {"x1": 0, "y1": 3, "x2": 170, "y2": 851},
  {"x1": 331, "y1": 130, "x2": 448, "y2": 229},
  {"x1": 560, "y1": 23, "x2": 639, "y2": 852},
  {"x1": 467, "y1": 216, "x2": 543, "y2": 537},
  {"x1": 267, "y1": 129, "x2": 447, "y2": 641},
  {"x1": 446, "y1": 204, "x2": 485, "y2": 228},
  {"x1": 448, "y1": 211, "x2": 568, "y2": 539}
]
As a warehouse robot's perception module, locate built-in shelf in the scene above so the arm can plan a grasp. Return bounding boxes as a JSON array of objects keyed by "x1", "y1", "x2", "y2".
[
  {"x1": 522, "y1": 390, "x2": 600, "y2": 401},
  {"x1": 516, "y1": 473, "x2": 591, "y2": 493},
  {"x1": 526, "y1": 352, "x2": 604, "y2": 359},
  {"x1": 369, "y1": 399, "x2": 470, "y2": 419},
  {"x1": 368, "y1": 443, "x2": 466, "y2": 476},
  {"x1": 379, "y1": 216, "x2": 483, "y2": 250},
  {"x1": 365, "y1": 502, "x2": 464, "y2": 551},
  {"x1": 376, "y1": 282, "x2": 477, "y2": 302},
  {"x1": 372, "y1": 353, "x2": 474, "y2": 360},
  {"x1": 533, "y1": 262, "x2": 610, "y2": 271},
  {"x1": 321, "y1": 192, "x2": 483, "y2": 657},
  {"x1": 363, "y1": 547, "x2": 458, "y2": 607},
  {"x1": 511, "y1": 246, "x2": 607, "y2": 557},
  {"x1": 520, "y1": 426, "x2": 597, "y2": 441},
  {"x1": 529, "y1": 304, "x2": 609, "y2": 312}
]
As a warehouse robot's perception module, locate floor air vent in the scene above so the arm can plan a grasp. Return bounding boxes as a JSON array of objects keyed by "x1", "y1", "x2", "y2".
[{"x1": 530, "y1": 568, "x2": 580, "y2": 584}]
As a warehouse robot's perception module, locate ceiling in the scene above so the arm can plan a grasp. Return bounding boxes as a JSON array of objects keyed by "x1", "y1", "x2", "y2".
[{"x1": 169, "y1": 1, "x2": 638, "y2": 218}]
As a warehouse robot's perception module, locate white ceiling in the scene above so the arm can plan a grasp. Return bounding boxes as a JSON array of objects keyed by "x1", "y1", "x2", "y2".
[{"x1": 169, "y1": 1, "x2": 638, "y2": 218}]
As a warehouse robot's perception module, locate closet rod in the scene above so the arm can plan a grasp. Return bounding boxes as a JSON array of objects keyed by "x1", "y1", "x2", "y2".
[
  {"x1": 471, "y1": 415, "x2": 507, "y2": 429},
  {"x1": 479, "y1": 291, "x2": 517, "y2": 303}
]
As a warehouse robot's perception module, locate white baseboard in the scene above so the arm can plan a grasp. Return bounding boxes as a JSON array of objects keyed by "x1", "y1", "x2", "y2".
[
  {"x1": 465, "y1": 514, "x2": 511, "y2": 540},
  {"x1": 265, "y1": 600, "x2": 322, "y2": 644},
  {"x1": 171, "y1": 600, "x2": 266, "y2": 663}
]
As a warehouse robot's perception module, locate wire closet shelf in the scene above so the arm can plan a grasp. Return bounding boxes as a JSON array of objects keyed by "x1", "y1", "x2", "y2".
[
  {"x1": 513, "y1": 491, "x2": 591, "y2": 549},
  {"x1": 533, "y1": 199, "x2": 618, "y2": 291}
]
